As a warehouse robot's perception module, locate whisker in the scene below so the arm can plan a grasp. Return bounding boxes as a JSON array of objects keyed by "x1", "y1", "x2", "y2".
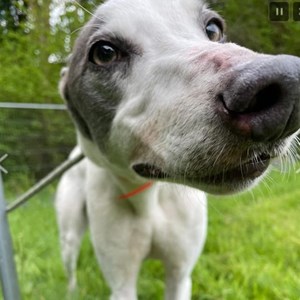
[
  {"x1": 70, "y1": 24, "x2": 101, "y2": 36},
  {"x1": 72, "y1": 0, "x2": 101, "y2": 20}
]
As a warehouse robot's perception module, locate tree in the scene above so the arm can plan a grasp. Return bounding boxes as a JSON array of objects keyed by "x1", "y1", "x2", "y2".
[{"x1": 0, "y1": 0, "x2": 28, "y2": 35}]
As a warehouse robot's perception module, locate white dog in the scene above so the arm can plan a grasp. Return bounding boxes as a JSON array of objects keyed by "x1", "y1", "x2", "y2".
[{"x1": 55, "y1": 0, "x2": 300, "y2": 299}]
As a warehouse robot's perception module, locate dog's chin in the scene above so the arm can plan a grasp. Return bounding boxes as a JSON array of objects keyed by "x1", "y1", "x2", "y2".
[{"x1": 132, "y1": 155, "x2": 271, "y2": 195}]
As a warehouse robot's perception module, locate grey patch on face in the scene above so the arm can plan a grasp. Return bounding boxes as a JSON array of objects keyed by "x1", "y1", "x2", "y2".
[
  {"x1": 59, "y1": 64, "x2": 93, "y2": 140},
  {"x1": 67, "y1": 101, "x2": 93, "y2": 141},
  {"x1": 63, "y1": 16, "x2": 133, "y2": 151},
  {"x1": 67, "y1": 69, "x2": 122, "y2": 151}
]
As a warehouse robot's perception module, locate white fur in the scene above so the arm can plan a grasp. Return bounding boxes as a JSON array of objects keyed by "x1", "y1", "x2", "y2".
[
  {"x1": 56, "y1": 144, "x2": 207, "y2": 300},
  {"x1": 55, "y1": 147, "x2": 87, "y2": 291}
]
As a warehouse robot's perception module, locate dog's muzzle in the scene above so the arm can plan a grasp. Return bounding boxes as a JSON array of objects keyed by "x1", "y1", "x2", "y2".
[
  {"x1": 217, "y1": 55, "x2": 300, "y2": 142},
  {"x1": 132, "y1": 55, "x2": 300, "y2": 192}
]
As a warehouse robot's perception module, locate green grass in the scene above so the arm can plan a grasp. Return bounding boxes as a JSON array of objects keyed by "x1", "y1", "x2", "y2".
[{"x1": 1, "y1": 166, "x2": 300, "y2": 300}]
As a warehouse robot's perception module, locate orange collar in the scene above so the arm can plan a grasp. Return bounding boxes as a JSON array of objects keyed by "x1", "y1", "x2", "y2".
[{"x1": 118, "y1": 181, "x2": 153, "y2": 200}]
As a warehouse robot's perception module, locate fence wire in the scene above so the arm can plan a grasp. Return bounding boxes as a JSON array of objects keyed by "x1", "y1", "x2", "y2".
[
  {"x1": 0, "y1": 102, "x2": 79, "y2": 300},
  {"x1": 0, "y1": 102, "x2": 76, "y2": 199}
]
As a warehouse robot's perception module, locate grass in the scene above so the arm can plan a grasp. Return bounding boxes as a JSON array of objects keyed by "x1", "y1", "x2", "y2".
[{"x1": 1, "y1": 165, "x2": 300, "y2": 300}]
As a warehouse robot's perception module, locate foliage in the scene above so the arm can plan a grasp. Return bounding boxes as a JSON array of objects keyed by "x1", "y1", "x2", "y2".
[
  {"x1": 0, "y1": 109, "x2": 76, "y2": 193},
  {"x1": 0, "y1": 0, "x2": 100, "y2": 103},
  {"x1": 0, "y1": 0, "x2": 28, "y2": 34},
  {"x1": 213, "y1": 0, "x2": 300, "y2": 55}
]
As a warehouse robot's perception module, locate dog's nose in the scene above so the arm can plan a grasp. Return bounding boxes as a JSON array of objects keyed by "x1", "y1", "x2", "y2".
[{"x1": 218, "y1": 55, "x2": 300, "y2": 141}]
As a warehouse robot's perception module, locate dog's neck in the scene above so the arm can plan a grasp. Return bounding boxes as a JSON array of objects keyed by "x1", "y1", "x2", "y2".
[
  {"x1": 112, "y1": 175, "x2": 160, "y2": 216},
  {"x1": 118, "y1": 181, "x2": 153, "y2": 200},
  {"x1": 78, "y1": 133, "x2": 161, "y2": 214}
]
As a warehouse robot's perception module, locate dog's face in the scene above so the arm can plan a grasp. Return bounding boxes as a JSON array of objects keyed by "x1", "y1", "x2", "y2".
[{"x1": 60, "y1": 0, "x2": 300, "y2": 194}]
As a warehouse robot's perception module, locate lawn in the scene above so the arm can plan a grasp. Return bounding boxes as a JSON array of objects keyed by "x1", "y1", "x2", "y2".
[{"x1": 1, "y1": 165, "x2": 300, "y2": 300}]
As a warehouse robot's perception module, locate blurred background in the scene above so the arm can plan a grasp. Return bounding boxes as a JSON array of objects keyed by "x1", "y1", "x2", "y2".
[
  {"x1": 0, "y1": 1, "x2": 299, "y2": 299},
  {"x1": 0, "y1": 0, "x2": 97, "y2": 193}
]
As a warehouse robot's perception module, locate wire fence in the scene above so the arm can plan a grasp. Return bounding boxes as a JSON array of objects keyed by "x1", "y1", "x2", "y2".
[
  {"x1": 0, "y1": 102, "x2": 80, "y2": 300},
  {"x1": 0, "y1": 102, "x2": 77, "y2": 199}
]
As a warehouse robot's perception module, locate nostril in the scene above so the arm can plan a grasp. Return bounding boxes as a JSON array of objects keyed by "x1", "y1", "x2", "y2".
[
  {"x1": 218, "y1": 83, "x2": 283, "y2": 115},
  {"x1": 246, "y1": 83, "x2": 283, "y2": 113},
  {"x1": 217, "y1": 82, "x2": 287, "y2": 140},
  {"x1": 217, "y1": 93, "x2": 230, "y2": 115}
]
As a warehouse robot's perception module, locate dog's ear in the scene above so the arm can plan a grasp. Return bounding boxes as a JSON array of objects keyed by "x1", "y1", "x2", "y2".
[{"x1": 59, "y1": 66, "x2": 70, "y2": 101}]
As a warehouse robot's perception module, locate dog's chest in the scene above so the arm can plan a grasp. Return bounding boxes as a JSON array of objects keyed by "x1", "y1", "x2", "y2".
[
  {"x1": 86, "y1": 173, "x2": 207, "y2": 263},
  {"x1": 146, "y1": 187, "x2": 207, "y2": 261}
]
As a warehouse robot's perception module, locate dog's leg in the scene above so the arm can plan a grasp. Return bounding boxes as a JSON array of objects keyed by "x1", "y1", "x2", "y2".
[
  {"x1": 165, "y1": 266, "x2": 192, "y2": 300},
  {"x1": 58, "y1": 202, "x2": 87, "y2": 292},
  {"x1": 108, "y1": 270, "x2": 139, "y2": 300},
  {"x1": 90, "y1": 225, "x2": 145, "y2": 300},
  {"x1": 55, "y1": 158, "x2": 87, "y2": 292},
  {"x1": 60, "y1": 224, "x2": 86, "y2": 292},
  {"x1": 92, "y1": 240, "x2": 142, "y2": 300}
]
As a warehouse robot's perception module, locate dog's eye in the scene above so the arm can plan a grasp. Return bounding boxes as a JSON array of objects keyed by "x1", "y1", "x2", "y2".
[
  {"x1": 205, "y1": 20, "x2": 223, "y2": 42},
  {"x1": 89, "y1": 41, "x2": 121, "y2": 65}
]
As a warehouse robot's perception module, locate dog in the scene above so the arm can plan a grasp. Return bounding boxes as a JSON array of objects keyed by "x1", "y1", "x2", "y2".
[{"x1": 55, "y1": 0, "x2": 300, "y2": 299}]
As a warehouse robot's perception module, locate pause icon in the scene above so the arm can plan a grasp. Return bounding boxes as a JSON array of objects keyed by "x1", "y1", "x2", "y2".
[{"x1": 269, "y1": 2, "x2": 289, "y2": 21}]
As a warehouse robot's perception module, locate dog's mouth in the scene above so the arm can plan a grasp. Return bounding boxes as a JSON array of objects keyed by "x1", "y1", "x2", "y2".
[
  {"x1": 132, "y1": 153, "x2": 271, "y2": 185},
  {"x1": 199, "y1": 153, "x2": 271, "y2": 185},
  {"x1": 132, "y1": 164, "x2": 168, "y2": 179}
]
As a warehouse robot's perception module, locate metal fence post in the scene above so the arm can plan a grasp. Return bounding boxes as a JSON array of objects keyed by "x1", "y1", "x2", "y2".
[{"x1": 0, "y1": 172, "x2": 21, "y2": 300}]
